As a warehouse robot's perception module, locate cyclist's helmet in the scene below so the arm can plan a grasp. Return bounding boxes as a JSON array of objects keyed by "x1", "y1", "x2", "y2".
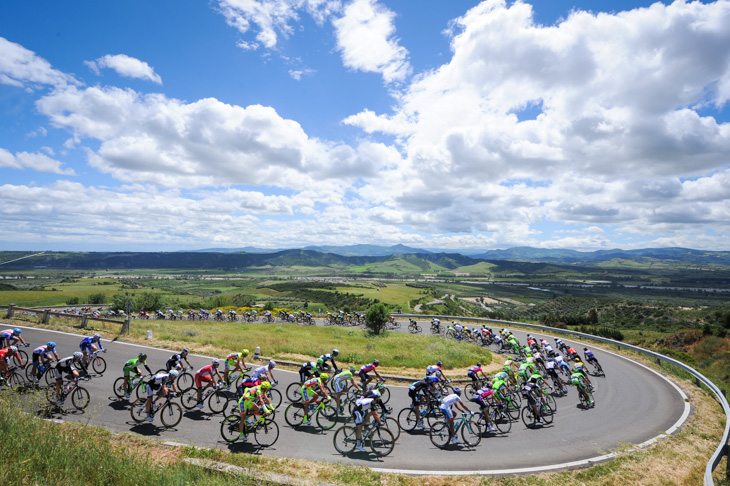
[
  {"x1": 436, "y1": 361, "x2": 442, "y2": 367},
  {"x1": 317, "y1": 358, "x2": 324, "y2": 366},
  {"x1": 332, "y1": 349, "x2": 340, "y2": 356},
  {"x1": 371, "y1": 389, "x2": 381, "y2": 398},
  {"x1": 554, "y1": 337, "x2": 558, "y2": 341},
  {"x1": 47, "y1": 341, "x2": 56, "y2": 349},
  {"x1": 452, "y1": 387, "x2": 462, "y2": 396},
  {"x1": 320, "y1": 373, "x2": 329, "y2": 381},
  {"x1": 476, "y1": 362, "x2": 482, "y2": 367},
  {"x1": 139, "y1": 353, "x2": 147, "y2": 360},
  {"x1": 584, "y1": 347, "x2": 588, "y2": 351},
  {"x1": 349, "y1": 366, "x2": 356, "y2": 373},
  {"x1": 73, "y1": 351, "x2": 83, "y2": 360},
  {"x1": 93, "y1": 333, "x2": 101, "y2": 340},
  {"x1": 242, "y1": 349, "x2": 249, "y2": 356},
  {"x1": 268, "y1": 360, "x2": 276, "y2": 368},
  {"x1": 13, "y1": 328, "x2": 21, "y2": 335},
  {"x1": 373, "y1": 359, "x2": 380, "y2": 366},
  {"x1": 261, "y1": 381, "x2": 272, "y2": 389},
  {"x1": 8, "y1": 346, "x2": 18, "y2": 354},
  {"x1": 169, "y1": 369, "x2": 180, "y2": 379},
  {"x1": 212, "y1": 358, "x2": 220, "y2": 367},
  {"x1": 181, "y1": 348, "x2": 189, "y2": 355}
]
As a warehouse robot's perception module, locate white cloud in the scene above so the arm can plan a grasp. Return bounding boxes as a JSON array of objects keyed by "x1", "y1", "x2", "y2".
[
  {"x1": 0, "y1": 148, "x2": 75, "y2": 175},
  {"x1": 85, "y1": 54, "x2": 162, "y2": 84},
  {"x1": 0, "y1": 36, "x2": 78, "y2": 88},
  {"x1": 332, "y1": 0, "x2": 411, "y2": 84},
  {"x1": 288, "y1": 68, "x2": 316, "y2": 80}
]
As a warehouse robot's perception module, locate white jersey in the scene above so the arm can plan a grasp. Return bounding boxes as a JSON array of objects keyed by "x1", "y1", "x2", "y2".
[
  {"x1": 251, "y1": 365, "x2": 269, "y2": 380},
  {"x1": 440, "y1": 393, "x2": 461, "y2": 409}
]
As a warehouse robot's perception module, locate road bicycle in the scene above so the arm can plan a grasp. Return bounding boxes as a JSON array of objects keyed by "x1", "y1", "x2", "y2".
[
  {"x1": 26, "y1": 360, "x2": 56, "y2": 386},
  {"x1": 574, "y1": 378, "x2": 595, "y2": 409},
  {"x1": 464, "y1": 377, "x2": 490, "y2": 401},
  {"x1": 521, "y1": 398, "x2": 554, "y2": 428},
  {"x1": 130, "y1": 391, "x2": 183, "y2": 428},
  {"x1": 180, "y1": 383, "x2": 229, "y2": 413},
  {"x1": 494, "y1": 387, "x2": 522, "y2": 420},
  {"x1": 83, "y1": 351, "x2": 107, "y2": 375},
  {"x1": 397, "y1": 398, "x2": 443, "y2": 432},
  {"x1": 587, "y1": 359, "x2": 605, "y2": 377},
  {"x1": 332, "y1": 419, "x2": 395, "y2": 456},
  {"x1": 0, "y1": 366, "x2": 25, "y2": 390},
  {"x1": 407, "y1": 320, "x2": 422, "y2": 334},
  {"x1": 341, "y1": 405, "x2": 400, "y2": 441},
  {"x1": 474, "y1": 403, "x2": 512, "y2": 435},
  {"x1": 45, "y1": 376, "x2": 91, "y2": 410},
  {"x1": 223, "y1": 380, "x2": 282, "y2": 412},
  {"x1": 430, "y1": 322, "x2": 442, "y2": 335},
  {"x1": 220, "y1": 410, "x2": 279, "y2": 447},
  {"x1": 113, "y1": 373, "x2": 150, "y2": 399},
  {"x1": 284, "y1": 396, "x2": 337, "y2": 430},
  {"x1": 429, "y1": 412, "x2": 482, "y2": 448}
]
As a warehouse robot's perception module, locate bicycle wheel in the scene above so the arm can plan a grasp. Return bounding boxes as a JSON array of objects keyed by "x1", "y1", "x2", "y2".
[
  {"x1": 369, "y1": 426, "x2": 395, "y2": 457},
  {"x1": 429, "y1": 421, "x2": 451, "y2": 449},
  {"x1": 220, "y1": 414, "x2": 241, "y2": 443},
  {"x1": 45, "y1": 385, "x2": 56, "y2": 405},
  {"x1": 333, "y1": 425, "x2": 357, "y2": 454},
  {"x1": 398, "y1": 408, "x2": 419, "y2": 432},
  {"x1": 43, "y1": 368, "x2": 55, "y2": 387},
  {"x1": 12, "y1": 350, "x2": 28, "y2": 368},
  {"x1": 92, "y1": 356, "x2": 107, "y2": 375},
  {"x1": 544, "y1": 394, "x2": 557, "y2": 413},
  {"x1": 160, "y1": 402, "x2": 183, "y2": 428},
  {"x1": 380, "y1": 387, "x2": 391, "y2": 404},
  {"x1": 540, "y1": 403, "x2": 554, "y2": 425},
  {"x1": 284, "y1": 403, "x2": 305, "y2": 427},
  {"x1": 286, "y1": 382, "x2": 302, "y2": 402},
  {"x1": 113, "y1": 377, "x2": 127, "y2": 398},
  {"x1": 6, "y1": 371, "x2": 24, "y2": 389},
  {"x1": 135, "y1": 380, "x2": 147, "y2": 399},
  {"x1": 177, "y1": 372, "x2": 193, "y2": 389},
  {"x1": 385, "y1": 416, "x2": 400, "y2": 441},
  {"x1": 461, "y1": 418, "x2": 482, "y2": 447},
  {"x1": 490, "y1": 407, "x2": 512, "y2": 434},
  {"x1": 24, "y1": 364, "x2": 38, "y2": 383},
  {"x1": 254, "y1": 418, "x2": 279, "y2": 447},
  {"x1": 315, "y1": 404, "x2": 338, "y2": 430},
  {"x1": 425, "y1": 407, "x2": 443, "y2": 428},
  {"x1": 521, "y1": 406, "x2": 539, "y2": 428},
  {"x1": 208, "y1": 390, "x2": 228, "y2": 414},
  {"x1": 180, "y1": 386, "x2": 200, "y2": 410},
  {"x1": 266, "y1": 388, "x2": 282, "y2": 409},
  {"x1": 69, "y1": 386, "x2": 90, "y2": 410},
  {"x1": 130, "y1": 399, "x2": 148, "y2": 423},
  {"x1": 464, "y1": 384, "x2": 477, "y2": 401}
]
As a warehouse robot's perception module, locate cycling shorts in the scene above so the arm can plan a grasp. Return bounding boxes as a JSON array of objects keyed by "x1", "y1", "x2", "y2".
[
  {"x1": 195, "y1": 373, "x2": 212, "y2": 389},
  {"x1": 301, "y1": 386, "x2": 318, "y2": 401},
  {"x1": 358, "y1": 370, "x2": 371, "y2": 382},
  {"x1": 439, "y1": 405, "x2": 454, "y2": 420},
  {"x1": 54, "y1": 368, "x2": 75, "y2": 381},
  {"x1": 546, "y1": 368, "x2": 558, "y2": 379},
  {"x1": 224, "y1": 358, "x2": 238, "y2": 371},
  {"x1": 122, "y1": 365, "x2": 140, "y2": 378},
  {"x1": 333, "y1": 378, "x2": 348, "y2": 394},
  {"x1": 238, "y1": 399, "x2": 256, "y2": 413},
  {"x1": 146, "y1": 382, "x2": 163, "y2": 398},
  {"x1": 471, "y1": 396, "x2": 489, "y2": 410}
]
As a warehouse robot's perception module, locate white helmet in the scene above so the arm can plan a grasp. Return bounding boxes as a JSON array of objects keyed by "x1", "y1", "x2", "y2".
[
  {"x1": 169, "y1": 369, "x2": 180, "y2": 379},
  {"x1": 268, "y1": 360, "x2": 276, "y2": 368},
  {"x1": 73, "y1": 352, "x2": 83, "y2": 360}
]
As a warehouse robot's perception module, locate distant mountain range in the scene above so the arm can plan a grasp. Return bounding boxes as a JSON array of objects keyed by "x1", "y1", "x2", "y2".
[{"x1": 2, "y1": 246, "x2": 730, "y2": 271}]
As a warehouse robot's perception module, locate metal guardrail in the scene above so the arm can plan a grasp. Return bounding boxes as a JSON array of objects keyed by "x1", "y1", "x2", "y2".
[
  {"x1": 1, "y1": 304, "x2": 130, "y2": 334},
  {"x1": 397, "y1": 313, "x2": 730, "y2": 484}
]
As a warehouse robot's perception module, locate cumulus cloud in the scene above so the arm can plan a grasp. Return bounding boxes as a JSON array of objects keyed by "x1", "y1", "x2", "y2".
[
  {"x1": 35, "y1": 85, "x2": 386, "y2": 188},
  {"x1": 85, "y1": 54, "x2": 162, "y2": 84},
  {"x1": 0, "y1": 148, "x2": 75, "y2": 175},
  {"x1": 332, "y1": 0, "x2": 411, "y2": 83},
  {"x1": 0, "y1": 36, "x2": 78, "y2": 88},
  {"x1": 288, "y1": 68, "x2": 316, "y2": 80}
]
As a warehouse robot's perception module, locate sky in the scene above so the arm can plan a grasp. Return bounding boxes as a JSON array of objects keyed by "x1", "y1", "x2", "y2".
[{"x1": 1, "y1": 0, "x2": 730, "y2": 253}]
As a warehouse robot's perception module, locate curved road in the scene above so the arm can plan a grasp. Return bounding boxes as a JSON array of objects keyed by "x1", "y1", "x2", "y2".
[{"x1": 8, "y1": 322, "x2": 688, "y2": 474}]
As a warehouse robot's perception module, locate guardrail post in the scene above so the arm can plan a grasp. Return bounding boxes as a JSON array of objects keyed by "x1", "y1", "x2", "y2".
[
  {"x1": 80, "y1": 315, "x2": 88, "y2": 329},
  {"x1": 121, "y1": 317, "x2": 130, "y2": 335},
  {"x1": 42, "y1": 309, "x2": 50, "y2": 324},
  {"x1": 6, "y1": 304, "x2": 15, "y2": 318}
]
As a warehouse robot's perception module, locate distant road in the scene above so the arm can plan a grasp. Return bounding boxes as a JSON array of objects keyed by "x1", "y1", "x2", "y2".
[
  {"x1": 10, "y1": 322, "x2": 688, "y2": 475},
  {"x1": 0, "y1": 252, "x2": 45, "y2": 266}
]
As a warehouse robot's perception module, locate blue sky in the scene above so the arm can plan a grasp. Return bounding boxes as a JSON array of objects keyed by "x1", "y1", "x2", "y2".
[{"x1": 1, "y1": 0, "x2": 730, "y2": 252}]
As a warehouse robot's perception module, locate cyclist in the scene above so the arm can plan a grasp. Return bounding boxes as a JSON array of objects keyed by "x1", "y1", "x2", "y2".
[
  {"x1": 521, "y1": 376, "x2": 544, "y2": 424},
  {"x1": 452, "y1": 321, "x2": 464, "y2": 339},
  {"x1": 223, "y1": 350, "x2": 249, "y2": 387},
  {"x1": 237, "y1": 381, "x2": 274, "y2": 440},
  {"x1": 467, "y1": 362, "x2": 488, "y2": 388},
  {"x1": 573, "y1": 360, "x2": 594, "y2": 389},
  {"x1": 79, "y1": 333, "x2": 105, "y2": 363},
  {"x1": 301, "y1": 373, "x2": 330, "y2": 425},
  {"x1": 30, "y1": 342, "x2": 60, "y2": 382},
  {"x1": 491, "y1": 372, "x2": 512, "y2": 405},
  {"x1": 194, "y1": 359, "x2": 224, "y2": 408},
  {"x1": 122, "y1": 353, "x2": 153, "y2": 398},
  {"x1": 358, "y1": 360, "x2": 383, "y2": 389},
  {"x1": 165, "y1": 348, "x2": 194, "y2": 373},
  {"x1": 566, "y1": 346, "x2": 579, "y2": 361},
  {"x1": 144, "y1": 369, "x2": 180, "y2": 421},
  {"x1": 545, "y1": 357, "x2": 567, "y2": 394},
  {"x1": 318, "y1": 349, "x2": 340, "y2": 373},
  {"x1": 53, "y1": 352, "x2": 89, "y2": 405},
  {"x1": 332, "y1": 366, "x2": 361, "y2": 414},
  {"x1": 470, "y1": 382, "x2": 498, "y2": 433},
  {"x1": 0, "y1": 328, "x2": 27, "y2": 348},
  {"x1": 431, "y1": 318, "x2": 441, "y2": 333},
  {"x1": 353, "y1": 389, "x2": 388, "y2": 452},
  {"x1": 250, "y1": 360, "x2": 277, "y2": 385},
  {"x1": 516, "y1": 359, "x2": 536, "y2": 385},
  {"x1": 554, "y1": 352, "x2": 570, "y2": 375},
  {"x1": 583, "y1": 348, "x2": 602, "y2": 371},
  {"x1": 407, "y1": 378, "x2": 436, "y2": 427},
  {"x1": 571, "y1": 368, "x2": 594, "y2": 406},
  {"x1": 440, "y1": 387, "x2": 472, "y2": 445},
  {"x1": 0, "y1": 346, "x2": 23, "y2": 379},
  {"x1": 298, "y1": 360, "x2": 321, "y2": 382}
]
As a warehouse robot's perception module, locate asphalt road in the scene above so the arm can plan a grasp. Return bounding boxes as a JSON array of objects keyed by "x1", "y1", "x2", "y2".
[{"x1": 7, "y1": 321, "x2": 688, "y2": 474}]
